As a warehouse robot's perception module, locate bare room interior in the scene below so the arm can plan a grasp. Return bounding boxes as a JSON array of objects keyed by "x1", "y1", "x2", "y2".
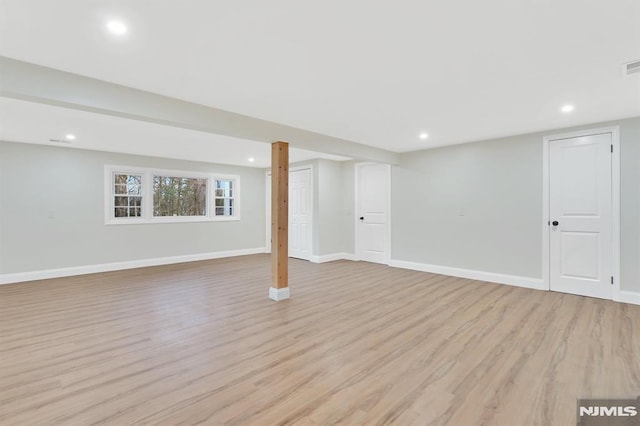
[{"x1": 1, "y1": 1, "x2": 640, "y2": 425}]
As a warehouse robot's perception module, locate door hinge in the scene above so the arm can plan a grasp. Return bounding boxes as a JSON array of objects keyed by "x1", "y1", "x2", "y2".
[
  {"x1": 611, "y1": 276, "x2": 614, "y2": 285},
  {"x1": 611, "y1": 144, "x2": 614, "y2": 153}
]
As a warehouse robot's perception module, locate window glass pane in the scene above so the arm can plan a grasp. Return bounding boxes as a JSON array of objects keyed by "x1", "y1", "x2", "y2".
[
  {"x1": 214, "y1": 198, "x2": 234, "y2": 216},
  {"x1": 113, "y1": 174, "x2": 143, "y2": 219},
  {"x1": 127, "y1": 183, "x2": 141, "y2": 195},
  {"x1": 216, "y1": 179, "x2": 233, "y2": 190},
  {"x1": 115, "y1": 196, "x2": 128, "y2": 207},
  {"x1": 114, "y1": 174, "x2": 142, "y2": 194},
  {"x1": 153, "y1": 175, "x2": 207, "y2": 217}
]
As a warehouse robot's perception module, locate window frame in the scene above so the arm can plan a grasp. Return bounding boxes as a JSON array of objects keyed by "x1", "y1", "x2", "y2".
[{"x1": 104, "y1": 165, "x2": 240, "y2": 225}]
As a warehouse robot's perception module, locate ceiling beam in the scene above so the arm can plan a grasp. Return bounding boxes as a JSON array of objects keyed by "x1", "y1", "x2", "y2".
[{"x1": 0, "y1": 56, "x2": 399, "y2": 164}]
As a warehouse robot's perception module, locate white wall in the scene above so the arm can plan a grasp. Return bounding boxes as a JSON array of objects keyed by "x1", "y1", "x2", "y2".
[
  {"x1": 392, "y1": 134, "x2": 541, "y2": 278},
  {"x1": 0, "y1": 141, "x2": 266, "y2": 276},
  {"x1": 316, "y1": 159, "x2": 355, "y2": 256},
  {"x1": 391, "y1": 116, "x2": 640, "y2": 293},
  {"x1": 340, "y1": 160, "x2": 356, "y2": 255}
]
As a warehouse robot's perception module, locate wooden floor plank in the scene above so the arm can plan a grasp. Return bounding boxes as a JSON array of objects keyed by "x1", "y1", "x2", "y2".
[{"x1": 1, "y1": 254, "x2": 639, "y2": 425}]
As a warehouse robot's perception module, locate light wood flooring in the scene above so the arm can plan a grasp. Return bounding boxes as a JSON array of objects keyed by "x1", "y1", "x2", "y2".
[{"x1": 1, "y1": 254, "x2": 639, "y2": 425}]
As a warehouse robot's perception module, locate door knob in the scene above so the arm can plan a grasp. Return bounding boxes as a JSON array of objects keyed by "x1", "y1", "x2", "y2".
[
  {"x1": 552, "y1": 220, "x2": 559, "y2": 226},
  {"x1": 359, "y1": 216, "x2": 364, "y2": 221}
]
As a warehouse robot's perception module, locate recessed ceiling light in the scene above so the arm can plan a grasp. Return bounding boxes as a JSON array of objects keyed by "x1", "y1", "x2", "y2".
[
  {"x1": 106, "y1": 20, "x2": 128, "y2": 36},
  {"x1": 65, "y1": 133, "x2": 76, "y2": 141},
  {"x1": 560, "y1": 104, "x2": 575, "y2": 113},
  {"x1": 419, "y1": 133, "x2": 429, "y2": 140},
  {"x1": 248, "y1": 157, "x2": 255, "y2": 163}
]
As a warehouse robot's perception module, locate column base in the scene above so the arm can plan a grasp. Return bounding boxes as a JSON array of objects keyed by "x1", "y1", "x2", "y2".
[{"x1": 269, "y1": 287, "x2": 290, "y2": 301}]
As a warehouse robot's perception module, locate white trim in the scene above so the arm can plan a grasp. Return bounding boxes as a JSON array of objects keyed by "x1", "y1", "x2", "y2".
[
  {"x1": 542, "y1": 139, "x2": 550, "y2": 290},
  {"x1": 389, "y1": 260, "x2": 546, "y2": 291},
  {"x1": 387, "y1": 165, "x2": 392, "y2": 264},
  {"x1": 264, "y1": 164, "x2": 314, "y2": 259},
  {"x1": 354, "y1": 162, "x2": 392, "y2": 265},
  {"x1": 0, "y1": 247, "x2": 266, "y2": 285},
  {"x1": 541, "y1": 126, "x2": 621, "y2": 298},
  {"x1": 615, "y1": 290, "x2": 640, "y2": 306},
  {"x1": 269, "y1": 286, "x2": 290, "y2": 301},
  {"x1": 611, "y1": 127, "x2": 621, "y2": 300},
  {"x1": 309, "y1": 253, "x2": 356, "y2": 263},
  {"x1": 354, "y1": 163, "x2": 361, "y2": 261},
  {"x1": 0, "y1": 170, "x2": 2, "y2": 274},
  {"x1": 108, "y1": 216, "x2": 242, "y2": 225}
]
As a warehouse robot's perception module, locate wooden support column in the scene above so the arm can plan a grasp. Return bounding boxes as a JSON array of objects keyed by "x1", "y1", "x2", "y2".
[{"x1": 269, "y1": 141, "x2": 290, "y2": 301}]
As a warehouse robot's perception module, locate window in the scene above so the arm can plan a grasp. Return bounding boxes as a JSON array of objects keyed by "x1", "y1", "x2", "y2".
[
  {"x1": 214, "y1": 179, "x2": 235, "y2": 217},
  {"x1": 153, "y1": 176, "x2": 207, "y2": 217},
  {"x1": 105, "y1": 166, "x2": 240, "y2": 224},
  {"x1": 113, "y1": 174, "x2": 143, "y2": 218}
]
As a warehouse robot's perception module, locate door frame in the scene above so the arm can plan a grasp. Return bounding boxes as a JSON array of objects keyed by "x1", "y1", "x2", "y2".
[
  {"x1": 265, "y1": 165, "x2": 314, "y2": 259},
  {"x1": 542, "y1": 126, "x2": 620, "y2": 298},
  {"x1": 354, "y1": 162, "x2": 392, "y2": 264}
]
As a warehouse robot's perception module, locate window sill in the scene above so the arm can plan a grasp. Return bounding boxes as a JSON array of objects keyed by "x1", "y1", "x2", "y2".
[{"x1": 105, "y1": 216, "x2": 241, "y2": 225}]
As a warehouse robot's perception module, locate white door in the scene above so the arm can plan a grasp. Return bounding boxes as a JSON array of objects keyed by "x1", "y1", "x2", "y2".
[
  {"x1": 266, "y1": 168, "x2": 312, "y2": 260},
  {"x1": 288, "y1": 168, "x2": 312, "y2": 260},
  {"x1": 356, "y1": 163, "x2": 390, "y2": 264},
  {"x1": 549, "y1": 133, "x2": 612, "y2": 299}
]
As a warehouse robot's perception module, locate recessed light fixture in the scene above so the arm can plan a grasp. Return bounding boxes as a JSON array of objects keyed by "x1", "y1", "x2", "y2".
[
  {"x1": 419, "y1": 132, "x2": 429, "y2": 140},
  {"x1": 106, "y1": 20, "x2": 128, "y2": 36},
  {"x1": 65, "y1": 133, "x2": 76, "y2": 141},
  {"x1": 248, "y1": 157, "x2": 255, "y2": 163},
  {"x1": 560, "y1": 104, "x2": 575, "y2": 113}
]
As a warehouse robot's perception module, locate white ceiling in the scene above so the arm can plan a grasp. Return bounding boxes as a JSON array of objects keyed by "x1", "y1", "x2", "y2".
[
  {"x1": 0, "y1": 0, "x2": 639, "y2": 153},
  {"x1": 0, "y1": 98, "x2": 349, "y2": 168}
]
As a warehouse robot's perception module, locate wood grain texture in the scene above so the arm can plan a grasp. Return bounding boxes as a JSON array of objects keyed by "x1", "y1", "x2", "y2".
[
  {"x1": 0, "y1": 254, "x2": 639, "y2": 425},
  {"x1": 271, "y1": 141, "x2": 289, "y2": 289}
]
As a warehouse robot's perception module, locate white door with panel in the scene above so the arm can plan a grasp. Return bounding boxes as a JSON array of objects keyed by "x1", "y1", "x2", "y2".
[
  {"x1": 356, "y1": 163, "x2": 390, "y2": 264},
  {"x1": 288, "y1": 168, "x2": 312, "y2": 260},
  {"x1": 266, "y1": 168, "x2": 312, "y2": 260},
  {"x1": 549, "y1": 133, "x2": 612, "y2": 299}
]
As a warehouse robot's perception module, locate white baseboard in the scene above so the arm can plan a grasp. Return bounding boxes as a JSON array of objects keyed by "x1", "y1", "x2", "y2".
[
  {"x1": 0, "y1": 247, "x2": 267, "y2": 285},
  {"x1": 389, "y1": 259, "x2": 546, "y2": 291},
  {"x1": 615, "y1": 290, "x2": 640, "y2": 306},
  {"x1": 309, "y1": 253, "x2": 356, "y2": 263},
  {"x1": 269, "y1": 286, "x2": 290, "y2": 301}
]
